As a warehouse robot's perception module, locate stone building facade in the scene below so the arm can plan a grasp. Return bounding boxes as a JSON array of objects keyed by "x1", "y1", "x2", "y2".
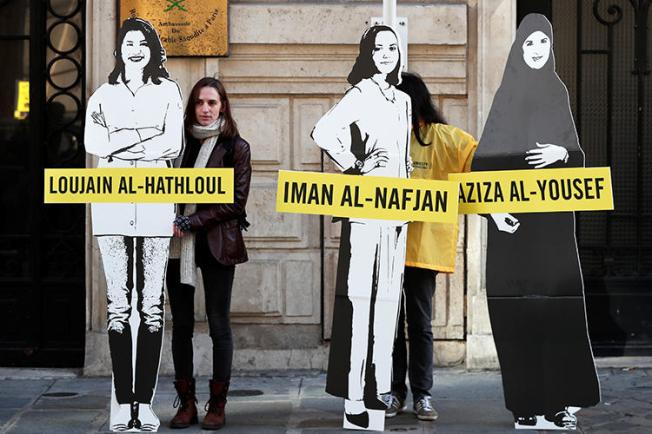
[{"x1": 83, "y1": 0, "x2": 518, "y2": 375}]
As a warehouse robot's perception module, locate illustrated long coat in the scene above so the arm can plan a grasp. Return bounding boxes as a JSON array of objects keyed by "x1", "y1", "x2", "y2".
[{"x1": 472, "y1": 14, "x2": 600, "y2": 416}]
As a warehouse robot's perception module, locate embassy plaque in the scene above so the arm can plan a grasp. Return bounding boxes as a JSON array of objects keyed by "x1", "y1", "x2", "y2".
[{"x1": 119, "y1": 0, "x2": 228, "y2": 57}]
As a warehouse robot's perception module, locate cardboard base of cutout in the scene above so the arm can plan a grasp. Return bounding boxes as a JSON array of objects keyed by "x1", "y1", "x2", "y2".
[
  {"x1": 343, "y1": 408, "x2": 386, "y2": 431},
  {"x1": 514, "y1": 414, "x2": 577, "y2": 430},
  {"x1": 110, "y1": 392, "x2": 161, "y2": 432}
]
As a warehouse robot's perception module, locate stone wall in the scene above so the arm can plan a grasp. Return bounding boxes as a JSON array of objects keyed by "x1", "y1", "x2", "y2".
[{"x1": 83, "y1": 0, "x2": 516, "y2": 375}]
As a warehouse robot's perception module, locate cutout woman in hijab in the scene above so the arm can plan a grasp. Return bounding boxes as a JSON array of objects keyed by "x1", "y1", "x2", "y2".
[
  {"x1": 311, "y1": 25, "x2": 411, "y2": 431},
  {"x1": 473, "y1": 14, "x2": 600, "y2": 430}
]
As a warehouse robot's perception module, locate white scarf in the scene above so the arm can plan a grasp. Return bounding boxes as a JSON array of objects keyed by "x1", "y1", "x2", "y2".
[{"x1": 170, "y1": 117, "x2": 223, "y2": 286}]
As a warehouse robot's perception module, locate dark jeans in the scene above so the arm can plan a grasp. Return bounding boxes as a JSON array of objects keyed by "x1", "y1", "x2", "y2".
[
  {"x1": 391, "y1": 266, "x2": 437, "y2": 401},
  {"x1": 166, "y1": 235, "x2": 235, "y2": 381}
]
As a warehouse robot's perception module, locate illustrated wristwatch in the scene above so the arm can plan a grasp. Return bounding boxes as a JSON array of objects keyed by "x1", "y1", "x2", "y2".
[{"x1": 354, "y1": 159, "x2": 364, "y2": 170}]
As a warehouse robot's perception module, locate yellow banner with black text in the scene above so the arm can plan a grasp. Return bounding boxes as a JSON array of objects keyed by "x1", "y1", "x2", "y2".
[
  {"x1": 44, "y1": 168, "x2": 234, "y2": 203},
  {"x1": 449, "y1": 167, "x2": 613, "y2": 213},
  {"x1": 275, "y1": 170, "x2": 460, "y2": 223}
]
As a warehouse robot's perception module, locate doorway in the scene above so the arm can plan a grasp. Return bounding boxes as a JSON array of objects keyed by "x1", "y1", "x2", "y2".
[
  {"x1": 518, "y1": 0, "x2": 652, "y2": 355},
  {"x1": 0, "y1": 0, "x2": 86, "y2": 367}
]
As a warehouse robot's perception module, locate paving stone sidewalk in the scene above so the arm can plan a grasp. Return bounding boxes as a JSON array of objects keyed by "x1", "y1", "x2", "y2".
[{"x1": 0, "y1": 368, "x2": 649, "y2": 433}]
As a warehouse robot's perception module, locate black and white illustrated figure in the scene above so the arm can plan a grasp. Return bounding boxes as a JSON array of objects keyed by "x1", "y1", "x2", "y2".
[
  {"x1": 84, "y1": 18, "x2": 184, "y2": 432},
  {"x1": 472, "y1": 14, "x2": 600, "y2": 430},
  {"x1": 311, "y1": 25, "x2": 411, "y2": 431}
]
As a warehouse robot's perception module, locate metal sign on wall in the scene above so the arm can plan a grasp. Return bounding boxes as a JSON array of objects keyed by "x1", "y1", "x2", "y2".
[{"x1": 119, "y1": 0, "x2": 229, "y2": 57}]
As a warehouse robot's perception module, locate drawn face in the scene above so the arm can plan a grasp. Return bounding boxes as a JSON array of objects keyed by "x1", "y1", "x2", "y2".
[
  {"x1": 121, "y1": 30, "x2": 151, "y2": 68},
  {"x1": 372, "y1": 31, "x2": 399, "y2": 75},
  {"x1": 195, "y1": 86, "x2": 222, "y2": 126},
  {"x1": 522, "y1": 30, "x2": 550, "y2": 69}
]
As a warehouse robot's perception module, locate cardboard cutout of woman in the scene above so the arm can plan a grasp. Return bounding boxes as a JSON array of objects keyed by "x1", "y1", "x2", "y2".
[
  {"x1": 473, "y1": 14, "x2": 600, "y2": 430},
  {"x1": 311, "y1": 25, "x2": 411, "y2": 431},
  {"x1": 84, "y1": 18, "x2": 184, "y2": 432}
]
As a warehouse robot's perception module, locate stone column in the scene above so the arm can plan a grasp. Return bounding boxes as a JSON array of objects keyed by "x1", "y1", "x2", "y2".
[
  {"x1": 84, "y1": 0, "x2": 118, "y2": 375},
  {"x1": 465, "y1": 0, "x2": 517, "y2": 370}
]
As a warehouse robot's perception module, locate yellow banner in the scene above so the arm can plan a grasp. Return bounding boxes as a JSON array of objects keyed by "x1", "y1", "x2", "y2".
[
  {"x1": 276, "y1": 170, "x2": 459, "y2": 223},
  {"x1": 44, "y1": 168, "x2": 233, "y2": 203},
  {"x1": 449, "y1": 167, "x2": 613, "y2": 214}
]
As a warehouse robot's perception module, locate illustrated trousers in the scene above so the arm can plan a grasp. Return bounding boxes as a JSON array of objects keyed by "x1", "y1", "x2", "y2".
[
  {"x1": 97, "y1": 236, "x2": 169, "y2": 404},
  {"x1": 347, "y1": 222, "x2": 407, "y2": 400}
]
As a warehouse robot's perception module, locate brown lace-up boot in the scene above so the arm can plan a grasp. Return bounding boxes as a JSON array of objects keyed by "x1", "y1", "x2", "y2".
[
  {"x1": 201, "y1": 380, "x2": 229, "y2": 430},
  {"x1": 169, "y1": 378, "x2": 198, "y2": 429}
]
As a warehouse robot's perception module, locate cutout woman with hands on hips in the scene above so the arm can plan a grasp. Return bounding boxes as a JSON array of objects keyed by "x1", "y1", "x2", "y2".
[{"x1": 311, "y1": 25, "x2": 412, "y2": 431}]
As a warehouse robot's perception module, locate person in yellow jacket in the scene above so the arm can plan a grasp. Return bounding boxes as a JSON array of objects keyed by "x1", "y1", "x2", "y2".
[{"x1": 384, "y1": 72, "x2": 477, "y2": 421}]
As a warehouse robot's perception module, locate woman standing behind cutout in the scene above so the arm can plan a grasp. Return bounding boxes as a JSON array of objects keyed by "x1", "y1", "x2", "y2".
[
  {"x1": 386, "y1": 72, "x2": 477, "y2": 422},
  {"x1": 472, "y1": 14, "x2": 600, "y2": 430},
  {"x1": 311, "y1": 25, "x2": 411, "y2": 430}
]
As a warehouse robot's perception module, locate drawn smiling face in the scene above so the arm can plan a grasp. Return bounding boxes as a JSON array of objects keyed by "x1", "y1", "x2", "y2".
[
  {"x1": 372, "y1": 30, "x2": 399, "y2": 75},
  {"x1": 522, "y1": 30, "x2": 550, "y2": 69},
  {"x1": 121, "y1": 30, "x2": 151, "y2": 68}
]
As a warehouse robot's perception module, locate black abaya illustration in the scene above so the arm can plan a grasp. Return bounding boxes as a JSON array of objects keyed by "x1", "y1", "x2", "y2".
[{"x1": 473, "y1": 14, "x2": 600, "y2": 418}]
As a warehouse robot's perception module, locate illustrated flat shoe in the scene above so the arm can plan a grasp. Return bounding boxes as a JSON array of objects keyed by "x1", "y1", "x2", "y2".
[
  {"x1": 514, "y1": 415, "x2": 537, "y2": 427},
  {"x1": 110, "y1": 403, "x2": 132, "y2": 432},
  {"x1": 138, "y1": 402, "x2": 161, "y2": 432},
  {"x1": 345, "y1": 410, "x2": 369, "y2": 428},
  {"x1": 364, "y1": 395, "x2": 389, "y2": 410}
]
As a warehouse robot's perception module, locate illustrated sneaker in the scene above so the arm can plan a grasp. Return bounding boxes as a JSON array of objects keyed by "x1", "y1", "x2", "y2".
[
  {"x1": 414, "y1": 396, "x2": 438, "y2": 421},
  {"x1": 383, "y1": 393, "x2": 407, "y2": 418},
  {"x1": 109, "y1": 403, "x2": 132, "y2": 432},
  {"x1": 138, "y1": 403, "x2": 160, "y2": 432},
  {"x1": 545, "y1": 410, "x2": 577, "y2": 430}
]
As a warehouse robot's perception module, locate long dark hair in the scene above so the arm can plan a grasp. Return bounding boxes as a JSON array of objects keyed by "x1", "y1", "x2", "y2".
[
  {"x1": 108, "y1": 18, "x2": 169, "y2": 85},
  {"x1": 347, "y1": 25, "x2": 402, "y2": 86},
  {"x1": 184, "y1": 77, "x2": 239, "y2": 140},
  {"x1": 397, "y1": 72, "x2": 446, "y2": 146}
]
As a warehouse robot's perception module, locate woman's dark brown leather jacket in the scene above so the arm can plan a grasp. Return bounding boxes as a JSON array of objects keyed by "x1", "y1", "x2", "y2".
[{"x1": 183, "y1": 134, "x2": 251, "y2": 265}]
